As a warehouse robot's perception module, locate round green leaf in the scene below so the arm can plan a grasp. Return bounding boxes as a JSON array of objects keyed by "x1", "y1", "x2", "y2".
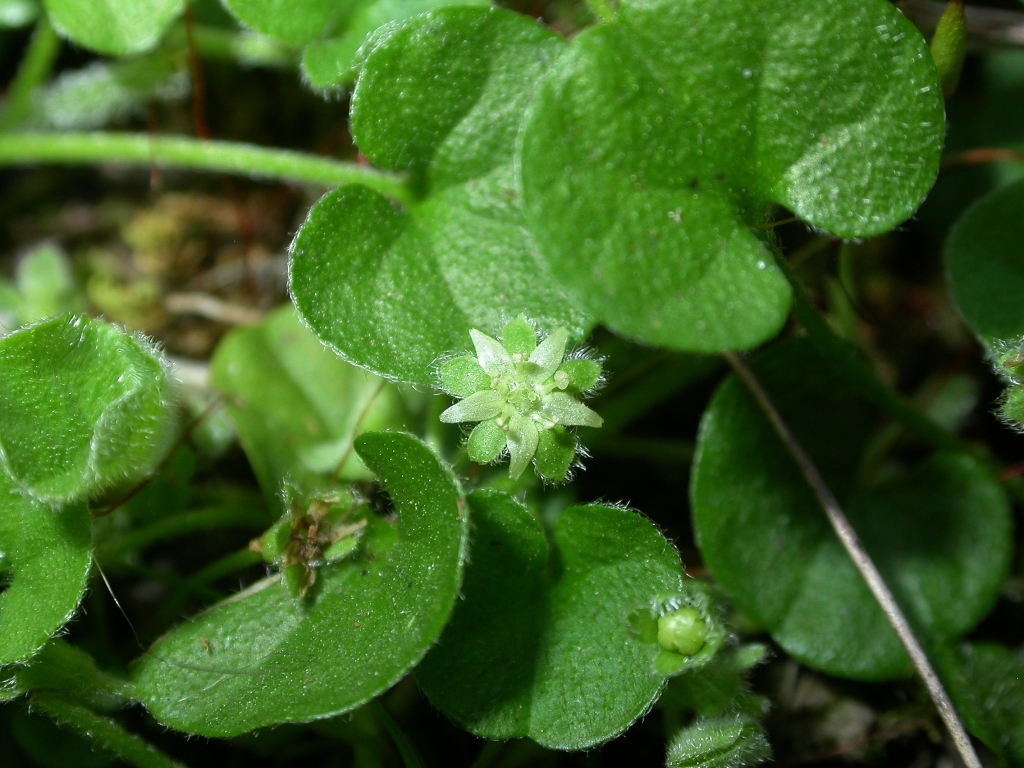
[
  {"x1": 0, "y1": 316, "x2": 175, "y2": 504},
  {"x1": 43, "y1": 0, "x2": 182, "y2": 56},
  {"x1": 300, "y1": 0, "x2": 489, "y2": 88},
  {"x1": 936, "y1": 642, "x2": 1024, "y2": 765},
  {"x1": 0, "y1": 476, "x2": 91, "y2": 665},
  {"x1": 520, "y1": 0, "x2": 943, "y2": 352},
  {"x1": 5, "y1": 243, "x2": 85, "y2": 325},
  {"x1": 221, "y1": 0, "x2": 344, "y2": 46},
  {"x1": 416, "y1": 491, "x2": 684, "y2": 750},
  {"x1": 291, "y1": 8, "x2": 591, "y2": 385},
  {"x1": 946, "y1": 178, "x2": 1024, "y2": 345},
  {"x1": 132, "y1": 431, "x2": 468, "y2": 737},
  {"x1": 691, "y1": 340, "x2": 1012, "y2": 681},
  {"x1": 210, "y1": 305, "x2": 407, "y2": 511},
  {"x1": 35, "y1": 50, "x2": 186, "y2": 132},
  {"x1": 0, "y1": 0, "x2": 39, "y2": 29},
  {"x1": 291, "y1": 186, "x2": 470, "y2": 384}
]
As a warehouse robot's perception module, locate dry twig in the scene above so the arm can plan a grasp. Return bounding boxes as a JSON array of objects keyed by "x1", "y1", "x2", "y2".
[{"x1": 722, "y1": 351, "x2": 982, "y2": 768}]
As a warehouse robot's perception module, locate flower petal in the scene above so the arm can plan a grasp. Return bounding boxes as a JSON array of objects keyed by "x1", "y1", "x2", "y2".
[
  {"x1": 470, "y1": 329, "x2": 512, "y2": 376},
  {"x1": 507, "y1": 413, "x2": 539, "y2": 480},
  {"x1": 440, "y1": 390, "x2": 504, "y2": 424},
  {"x1": 527, "y1": 327, "x2": 568, "y2": 382},
  {"x1": 541, "y1": 392, "x2": 603, "y2": 428}
]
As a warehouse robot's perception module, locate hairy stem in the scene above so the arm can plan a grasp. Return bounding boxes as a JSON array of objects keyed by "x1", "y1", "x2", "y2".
[
  {"x1": 370, "y1": 700, "x2": 425, "y2": 768},
  {"x1": 97, "y1": 506, "x2": 268, "y2": 561},
  {"x1": 0, "y1": 133, "x2": 413, "y2": 205},
  {"x1": 31, "y1": 693, "x2": 187, "y2": 768},
  {"x1": 0, "y1": 17, "x2": 60, "y2": 131},
  {"x1": 190, "y1": 547, "x2": 264, "y2": 586},
  {"x1": 190, "y1": 25, "x2": 296, "y2": 69},
  {"x1": 114, "y1": 563, "x2": 224, "y2": 603},
  {"x1": 722, "y1": 351, "x2": 982, "y2": 768}
]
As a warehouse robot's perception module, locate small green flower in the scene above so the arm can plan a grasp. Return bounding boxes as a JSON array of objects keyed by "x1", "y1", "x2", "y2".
[{"x1": 438, "y1": 316, "x2": 603, "y2": 482}]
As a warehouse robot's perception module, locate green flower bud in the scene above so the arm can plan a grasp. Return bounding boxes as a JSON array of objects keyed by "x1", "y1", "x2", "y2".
[
  {"x1": 630, "y1": 584, "x2": 728, "y2": 677},
  {"x1": 438, "y1": 316, "x2": 603, "y2": 482},
  {"x1": 658, "y1": 607, "x2": 708, "y2": 656}
]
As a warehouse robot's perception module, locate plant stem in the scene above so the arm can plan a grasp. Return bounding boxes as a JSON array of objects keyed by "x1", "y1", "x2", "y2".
[
  {"x1": 586, "y1": 0, "x2": 616, "y2": 24},
  {"x1": 370, "y1": 700, "x2": 425, "y2": 768},
  {"x1": 97, "y1": 506, "x2": 268, "y2": 561},
  {"x1": 779, "y1": 257, "x2": 962, "y2": 454},
  {"x1": 30, "y1": 693, "x2": 187, "y2": 768},
  {"x1": 115, "y1": 563, "x2": 224, "y2": 603},
  {"x1": 469, "y1": 740, "x2": 505, "y2": 768},
  {"x1": 595, "y1": 354, "x2": 723, "y2": 435},
  {"x1": 0, "y1": 17, "x2": 60, "y2": 131},
  {"x1": 190, "y1": 25, "x2": 296, "y2": 69},
  {"x1": 190, "y1": 547, "x2": 263, "y2": 586},
  {"x1": 787, "y1": 235, "x2": 837, "y2": 268},
  {"x1": 0, "y1": 132, "x2": 413, "y2": 205},
  {"x1": 721, "y1": 351, "x2": 982, "y2": 768}
]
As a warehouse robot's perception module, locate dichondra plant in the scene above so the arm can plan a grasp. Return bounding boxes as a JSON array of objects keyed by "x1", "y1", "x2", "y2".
[{"x1": 2, "y1": 0, "x2": 1024, "y2": 767}]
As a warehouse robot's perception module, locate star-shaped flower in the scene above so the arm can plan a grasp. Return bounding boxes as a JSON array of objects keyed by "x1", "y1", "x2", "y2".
[{"x1": 438, "y1": 316, "x2": 603, "y2": 482}]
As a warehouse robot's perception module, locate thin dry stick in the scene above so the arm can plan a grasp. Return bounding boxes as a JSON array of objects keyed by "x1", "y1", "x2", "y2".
[{"x1": 722, "y1": 351, "x2": 982, "y2": 768}]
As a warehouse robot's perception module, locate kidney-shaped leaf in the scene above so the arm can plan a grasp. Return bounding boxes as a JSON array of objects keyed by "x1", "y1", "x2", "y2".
[
  {"x1": 221, "y1": 0, "x2": 343, "y2": 47},
  {"x1": 132, "y1": 431, "x2": 467, "y2": 737},
  {"x1": 937, "y1": 641, "x2": 1024, "y2": 766},
  {"x1": 290, "y1": 7, "x2": 591, "y2": 385},
  {"x1": 0, "y1": 476, "x2": 91, "y2": 665},
  {"x1": 301, "y1": 0, "x2": 489, "y2": 88},
  {"x1": 691, "y1": 340, "x2": 1012, "y2": 681},
  {"x1": 43, "y1": 0, "x2": 182, "y2": 56},
  {"x1": 415, "y1": 491, "x2": 684, "y2": 750},
  {"x1": 0, "y1": 316, "x2": 175, "y2": 504},
  {"x1": 210, "y1": 305, "x2": 407, "y2": 512},
  {"x1": 519, "y1": 0, "x2": 943, "y2": 352},
  {"x1": 946, "y1": 178, "x2": 1024, "y2": 346}
]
